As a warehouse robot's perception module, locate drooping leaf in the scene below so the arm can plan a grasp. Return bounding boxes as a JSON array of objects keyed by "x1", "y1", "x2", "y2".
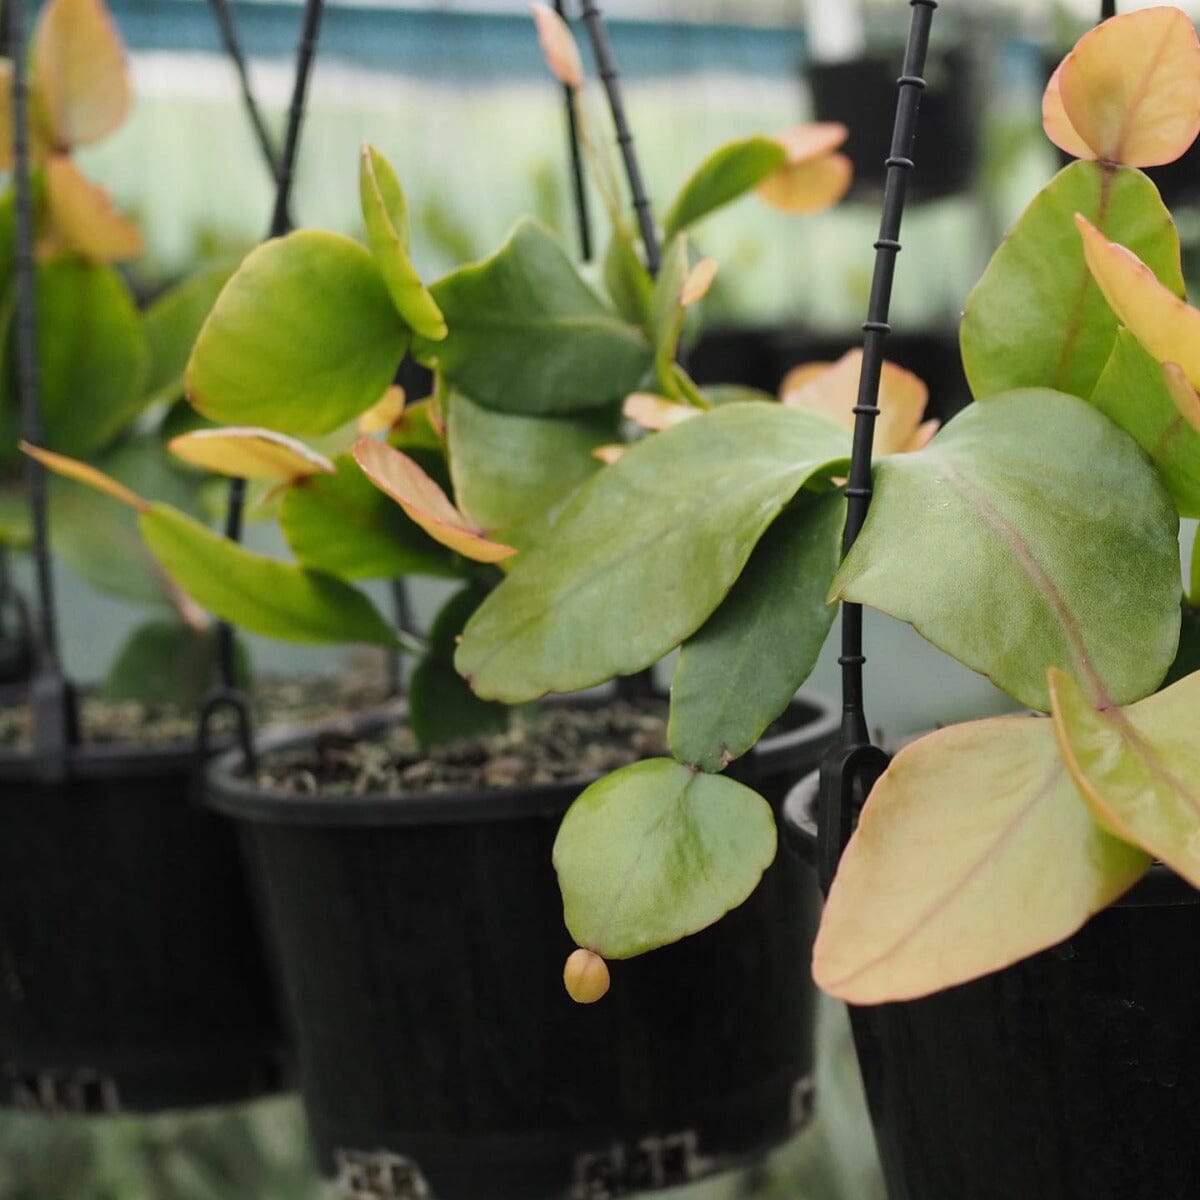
[
  {"x1": 1053, "y1": 8, "x2": 1200, "y2": 168},
  {"x1": 446, "y1": 390, "x2": 612, "y2": 541},
  {"x1": 757, "y1": 152, "x2": 853, "y2": 214},
  {"x1": 813, "y1": 714, "x2": 1150, "y2": 1004},
  {"x1": 186, "y1": 230, "x2": 408, "y2": 435},
  {"x1": 39, "y1": 437, "x2": 203, "y2": 613},
  {"x1": 960, "y1": 161, "x2": 1183, "y2": 401},
  {"x1": 142, "y1": 262, "x2": 237, "y2": 409},
  {"x1": 831, "y1": 389, "x2": 1180, "y2": 712},
  {"x1": 105, "y1": 619, "x2": 248, "y2": 709},
  {"x1": 24, "y1": 440, "x2": 148, "y2": 512},
  {"x1": 416, "y1": 219, "x2": 653, "y2": 416},
  {"x1": 139, "y1": 504, "x2": 398, "y2": 646},
  {"x1": 669, "y1": 491, "x2": 844, "y2": 771},
  {"x1": 1089, "y1": 330, "x2": 1200, "y2": 517},
  {"x1": 353, "y1": 437, "x2": 516, "y2": 563},
  {"x1": 32, "y1": 0, "x2": 131, "y2": 150},
  {"x1": 408, "y1": 584, "x2": 510, "y2": 748},
  {"x1": 456, "y1": 403, "x2": 851, "y2": 702},
  {"x1": 663, "y1": 134, "x2": 788, "y2": 238},
  {"x1": 1077, "y1": 213, "x2": 1200, "y2": 389},
  {"x1": 359, "y1": 144, "x2": 447, "y2": 340},
  {"x1": 553, "y1": 758, "x2": 777, "y2": 959},
  {"x1": 280, "y1": 451, "x2": 456, "y2": 581},
  {"x1": 10, "y1": 258, "x2": 149, "y2": 458},
  {"x1": 1050, "y1": 666, "x2": 1200, "y2": 889},
  {"x1": 43, "y1": 154, "x2": 141, "y2": 263}
]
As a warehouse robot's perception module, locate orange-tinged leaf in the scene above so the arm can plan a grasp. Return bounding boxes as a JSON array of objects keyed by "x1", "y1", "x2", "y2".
[
  {"x1": 622, "y1": 392, "x2": 700, "y2": 431},
  {"x1": 20, "y1": 441, "x2": 148, "y2": 511},
  {"x1": 902, "y1": 417, "x2": 941, "y2": 453},
  {"x1": 1058, "y1": 7, "x2": 1200, "y2": 168},
  {"x1": 169, "y1": 428, "x2": 335, "y2": 482},
  {"x1": 680, "y1": 257, "x2": 718, "y2": 307},
  {"x1": 33, "y1": 0, "x2": 132, "y2": 150},
  {"x1": 358, "y1": 385, "x2": 407, "y2": 434},
  {"x1": 1042, "y1": 61, "x2": 1094, "y2": 161},
  {"x1": 1050, "y1": 667, "x2": 1200, "y2": 889},
  {"x1": 353, "y1": 436, "x2": 516, "y2": 564},
  {"x1": 1162, "y1": 362, "x2": 1200, "y2": 435},
  {"x1": 1077, "y1": 213, "x2": 1200, "y2": 386},
  {"x1": 757, "y1": 152, "x2": 853, "y2": 215},
  {"x1": 530, "y1": 2, "x2": 584, "y2": 89},
  {"x1": 813, "y1": 714, "x2": 1151, "y2": 1004},
  {"x1": 592, "y1": 443, "x2": 626, "y2": 464},
  {"x1": 778, "y1": 361, "x2": 833, "y2": 398},
  {"x1": 781, "y1": 349, "x2": 930, "y2": 456},
  {"x1": 774, "y1": 122, "x2": 848, "y2": 164},
  {"x1": 44, "y1": 154, "x2": 142, "y2": 263}
]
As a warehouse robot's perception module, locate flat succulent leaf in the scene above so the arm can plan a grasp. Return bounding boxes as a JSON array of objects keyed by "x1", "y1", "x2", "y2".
[
  {"x1": 1090, "y1": 330, "x2": 1200, "y2": 517},
  {"x1": 416, "y1": 219, "x2": 653, "y2": 416},
  {"x1": 813, "y1": 715, "x2": 1150, "y2": 1004},
  {"x1": 703, "y1": 384, "x2": 774, "y2": 406},
  {"x1": 456, "y1": 403, "x2": 851, "y2": 702},
  {"x1": 831, "y1": 390, "x2": 1180, "y2": 711},
  {"x1": 8, "y1": 258, "x2": 149, "y2": 458},
  {"x1": 105, "y1": 620, "x2": 247, "y2": 709},
  {"x1": 1050, "y1": 666, "x2": 1200, "y2": 889},
  {"x1": 168, "y1": 427, "x2": 334, "y2": 482},
  {"x1": 1042, "y1": 62, "x2": 1093, "y2": 161},
  {"x1": 139, "y1": 504, "x2": 398, "y2": 646},
  {"x1": 358, "y1": 384, "x2": 406, "y2": 434},
  {"x1": 353, "y1": 437, "x2": 516, "y2": 563},
  {"x1": 663, "y1": 134, "x2": 788, "y2": 239},
  {"x1": 186, "y1": 230, "x2": 408, "y2": 435},
  {"x1": 142, "y1": 262, "x2": 236, "y2": 409},
  {"x1": 359, "y1": 144, "x2": 447, "y2": 340},
  {"x1": 41, "y1": 436, "x2": 204, "y2": 611},
  {"x1": 408, "y1": 585, "x2": 509, "y2": 748},
  {"x1": 1077, "y1": 214, "x2": 1200, "y2": 391},
  {"x1": 446, "y1": 390, "x2": 612, "y2": 541},
  {"x1": 280, "y1": 451, "x2": 456, "y2": 581},
  {"x1": 32, "y1": 0, "x2": 131, "y2": 149},
  {"x1": 1057, "y1": 8, "x2": 1200, "y2": 169},
  {"x1": 649, "y1": 234, "x2": 690, "y2": 380},
  {"x1": 602, "y1": 228, "x2": 653, "y2": 326},
  {"x1": 553, "y1": 758, "x2": 777, "y2": 959},
  {"x1": 1163, "y1": 363, "x2": 1200, "y2": 435},
  {"x1": 961, "y1": 161, "x2": 1183, "y2": 401},
  {"x1": 44, "y1": 154, "x2": 141, "y2": 263},
  {"x1": 669, "y1": 491, "x2": 844, "y2": 772}
]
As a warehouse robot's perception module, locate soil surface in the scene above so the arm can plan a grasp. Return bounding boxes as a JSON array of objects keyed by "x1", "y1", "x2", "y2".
[
  {"x1": 0, "y1": 676, "x2": 394, "y2": 749},
  {"x1": 255, "y1": 698, "x2": 670, "y2": 797}
]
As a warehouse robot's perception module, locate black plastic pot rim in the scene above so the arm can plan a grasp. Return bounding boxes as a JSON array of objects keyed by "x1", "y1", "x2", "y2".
[
  {"x1": 204, "y1": 691, "x2": 841, "y2": 830},
  {"x1": 783, "y1": 766, "x2": 1197, "y2": 913},
  {"x1": 0, "y1": 736, "x2": 197, "y2": 784}
]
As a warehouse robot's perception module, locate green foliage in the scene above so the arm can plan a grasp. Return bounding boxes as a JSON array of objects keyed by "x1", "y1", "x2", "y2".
[
  {"x1": 833, "y1": 390, "x2": 1180, "y2": 712},
  {"x1": 139, "y1": 504, "x2": 398, "y2": 647},
  {"x1": 417, "y1": 219, "x2": 653, "y2": 416},
  {"x1": 104, "y1": 619, "x2": 248, "y2": 709},
  {"x1": 280, "y1": 453, "x2": 457, "y2": 581},
  {"x1": 186, "y1": 230, "x2": 408, "y2": 435},
  {"x1": 669, "y1": 491, "x2": 845, "y2": 772},
  {"x1": 456, "y1": 403, "x2": 850, "y2": 702},
  {"x1": 552, "y1": 757, "x2": 777, "y2": 959},
  {"x1": 663, "y1": 134, "x2": 787, "y2": 239},
  {"x1": 961, "y1": 162, "x2": 1182, "y2": 401}
]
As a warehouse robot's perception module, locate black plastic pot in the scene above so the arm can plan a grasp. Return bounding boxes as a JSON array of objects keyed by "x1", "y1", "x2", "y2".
[
  {"x1": 0, "y1": 739, "x2": 284, "y2": 1113},
  {"x1": 205, "y1": 693, "x2": 839, "y2": 1200},
  {"x1": 806, "y1": 48, "x2": 979, "y2": 203},
  {"x1": 785, "y1": 771, "x2": 1200, "y2": 1200}
]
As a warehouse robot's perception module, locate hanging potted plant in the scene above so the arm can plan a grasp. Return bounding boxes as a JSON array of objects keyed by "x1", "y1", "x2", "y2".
[
  {"x1": 774, "y1": 7, "x2": 1200, "y2": 1197},
  {"x1": 31, "y1": 8, "x2": 862, "y2": 1190}
]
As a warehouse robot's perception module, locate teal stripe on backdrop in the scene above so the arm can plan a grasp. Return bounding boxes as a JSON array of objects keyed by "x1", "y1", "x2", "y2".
[{"x1": 108, "y1": 0, "x2": 806, "y2": 79}]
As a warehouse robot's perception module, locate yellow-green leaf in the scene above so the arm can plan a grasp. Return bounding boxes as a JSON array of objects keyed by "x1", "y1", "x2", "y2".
[
  {"x1": 43, "y1": 154, "x2": 141, "y2": 263},
  {"x1": 359, "y1": 143, "x2": 447, "y2": 340},
  {"x1": 168, "y1": 427, "x2": 334, "y2": 482},
  {"x1": 813, "y1": 715, "x2": 1150, "y2": 1004},
  {"x1": 1050, "y1": 666, "x2": 1200, "y2": 889}
]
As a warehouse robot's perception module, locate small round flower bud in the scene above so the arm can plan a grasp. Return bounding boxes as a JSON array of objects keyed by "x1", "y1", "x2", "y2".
[{"x1": 563, "y1": 948, "x2": 610, "y2": 1004}]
